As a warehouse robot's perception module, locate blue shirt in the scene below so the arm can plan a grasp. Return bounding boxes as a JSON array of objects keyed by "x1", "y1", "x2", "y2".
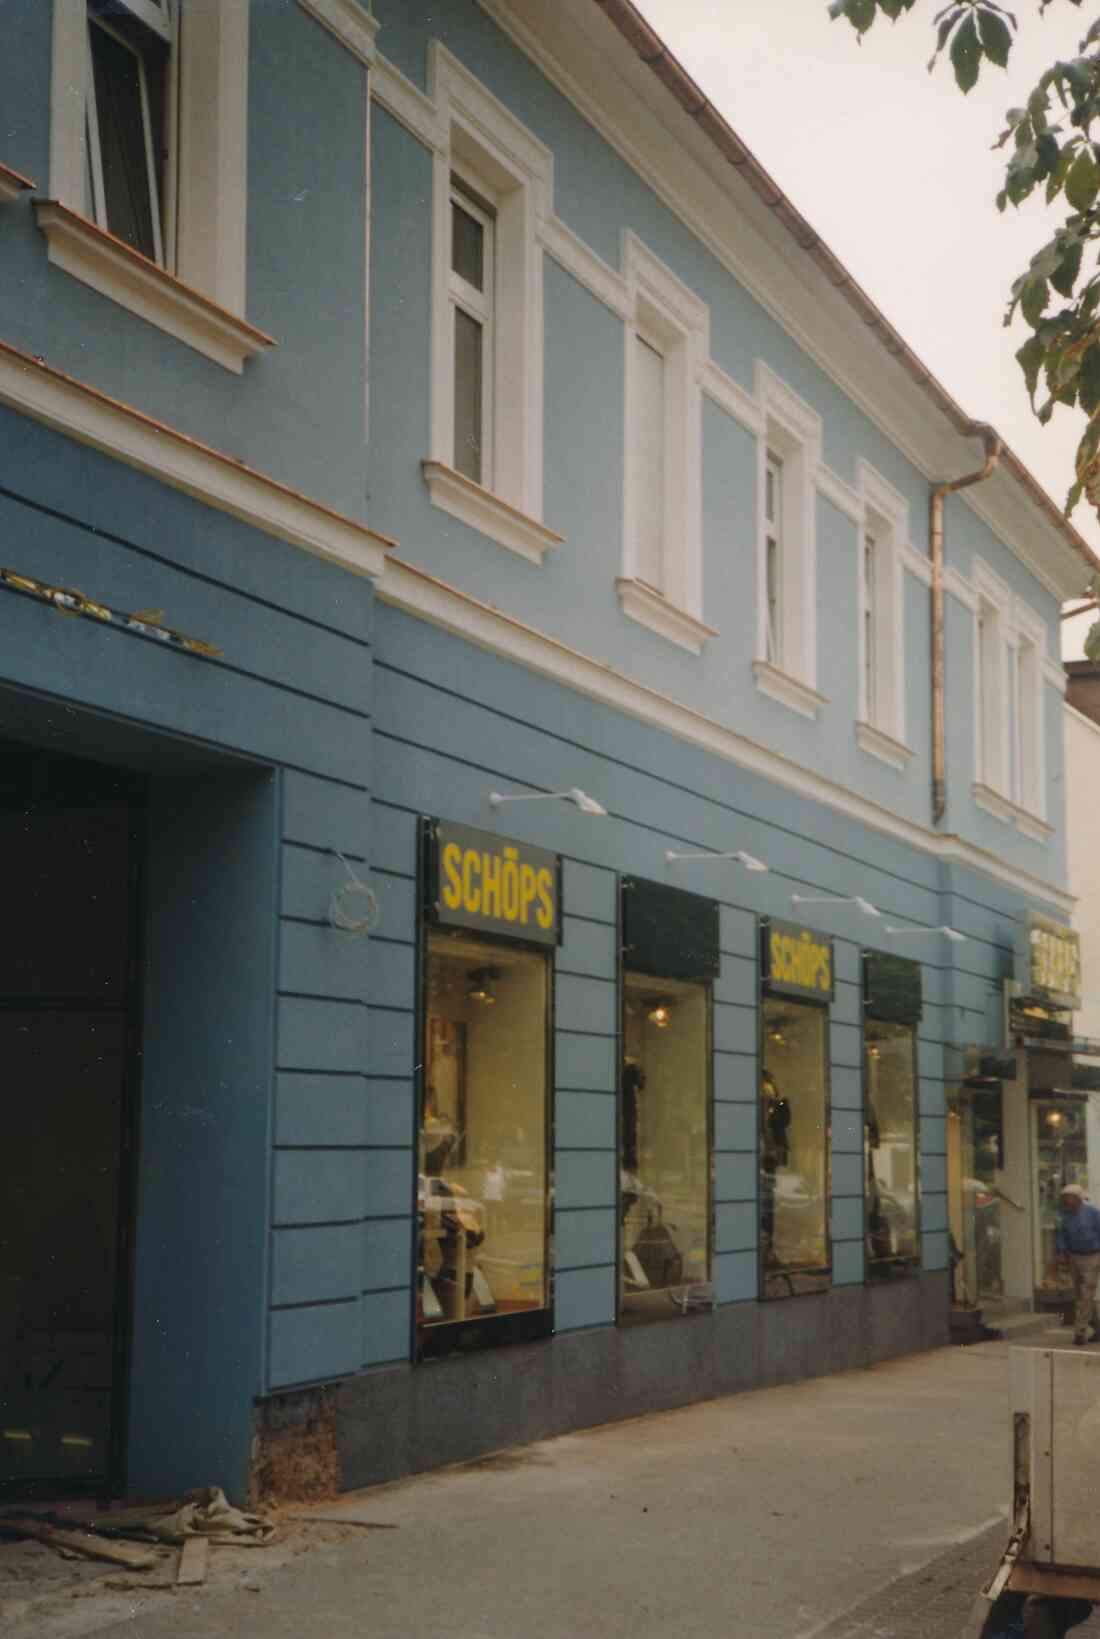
[{"x1": 1056, "y1": 1201, "x2": 1100, "y2": 1255}]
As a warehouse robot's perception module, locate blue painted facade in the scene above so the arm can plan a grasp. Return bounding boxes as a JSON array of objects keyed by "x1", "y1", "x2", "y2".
[{"x1": 0, "y1": 0, "x2": 1087, "y2": 1500}]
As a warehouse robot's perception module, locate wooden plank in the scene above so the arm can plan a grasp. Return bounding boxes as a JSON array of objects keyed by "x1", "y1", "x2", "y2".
[
  {"x1": 176, "y1": 1536, "x2": 209, "y2": 1585},
  {"x1": 2, "y1": 1517, "x2": 159, "y2": 1569},
  {"x1": 1008, "y1": 1563, "x2": 1100, "y2": 1599}
]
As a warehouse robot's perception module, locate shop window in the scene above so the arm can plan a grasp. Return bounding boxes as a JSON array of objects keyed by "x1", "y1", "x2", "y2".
[
  {"x1": 759, "y1": 919, "x2": 833, "y2": 1297},
  {"x1": 863, "y1": 952, "x2": 921, "y2": 1280},
  {"x1": 620, "y1": 878, "x2": 718, "y2": 1322},
  {"x1": 418, "y1": 819, "x2": 559, "y2": 1359},
  {"x1": 1033, "y1": 1096, "x2": 1087, "y2": 1299},
  {"x1": 621, "y1": 974, "x2": 710, "y2": 1321}
]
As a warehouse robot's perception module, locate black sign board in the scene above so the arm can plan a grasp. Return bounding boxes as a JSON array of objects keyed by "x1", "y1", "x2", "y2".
[
  {"x1": 864, "y1": 951, "x2": 922, "y2": 1024},
  {"x1": 424, "y1": 819, "x2": 560, "y2": 946},
  {"x1": 621, "y1": 877, "x2": 720, "y2": 981},
  {"x1": 761, "y1": 918, "x2": 834, "y2": 1002}
]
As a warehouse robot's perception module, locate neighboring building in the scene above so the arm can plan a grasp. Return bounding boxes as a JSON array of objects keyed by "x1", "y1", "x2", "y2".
[{"x1": 0, "y1": 0, "x2": 1095, "y2": 1503}]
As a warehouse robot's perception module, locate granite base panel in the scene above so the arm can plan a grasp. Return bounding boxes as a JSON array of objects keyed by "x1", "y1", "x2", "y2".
[{"x1": 323, "y1": 1273, "x2": 949, "y2": 1493}]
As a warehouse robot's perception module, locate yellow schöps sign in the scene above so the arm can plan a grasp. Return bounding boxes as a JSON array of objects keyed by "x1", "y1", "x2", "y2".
[
  {"x1": 763, "y1": 919, "x2": 834, "y2": 1000},
  {"x1": 430, "y1": 820, "x2": 559, "y2": 945}
]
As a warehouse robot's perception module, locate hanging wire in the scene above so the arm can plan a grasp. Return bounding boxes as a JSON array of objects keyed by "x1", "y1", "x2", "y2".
[{"x1": 328, "y1": 849, "x2": 380, "y2": 936}]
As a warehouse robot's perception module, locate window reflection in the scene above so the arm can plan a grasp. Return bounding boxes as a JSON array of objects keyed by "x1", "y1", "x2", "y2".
[
  {"x1": 419, "y1": 933, "x2": 548, "y2": 1335},
  {"x1": 865, "y1": 1019, "x2": 919, "y2": 1274},
  {"x1": 621, "y1": 972, "x2": 710, "y2": 1321},
  {"x1": 760, "y1": 997, "x2": 829, "y2": 1297}
]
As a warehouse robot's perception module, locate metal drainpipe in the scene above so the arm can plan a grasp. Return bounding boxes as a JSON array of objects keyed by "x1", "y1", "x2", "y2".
[{"x1": 930, "y1": 424, "x2": 1002, "y2": 826}]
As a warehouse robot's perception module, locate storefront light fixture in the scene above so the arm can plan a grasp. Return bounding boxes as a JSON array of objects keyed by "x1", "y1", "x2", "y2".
[
  {"x1": 664, "y1": 848, "x2": 768, "y2": 872},
  {"x1": 488, "y1": 787, "x2": 607, "y2": 817},
  {"x1": 467, "y1": 967, "x2": 498, "y2": 1005},
  {"x1": 885, "y1": 925, "x2": 967, "y2": 943},
  {"x1": 790, "y1": 893, "x2": 879, "y2": 917},
  {"x1": 647, "y1": 1000, "x2": 674, "y2": 1029}
]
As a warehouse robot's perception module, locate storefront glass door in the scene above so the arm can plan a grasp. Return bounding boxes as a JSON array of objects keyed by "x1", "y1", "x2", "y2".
[{"x1": 1032, "y1": 1097, "x2": 1088, "y2": 1297}]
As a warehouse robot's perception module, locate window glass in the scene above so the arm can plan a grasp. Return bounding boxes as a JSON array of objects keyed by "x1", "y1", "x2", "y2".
[
  {"x1": 765, "y1": 454, "x2": 782, "y2": 665},
  {"x1": 760, "y1": 996, "x2": 829, "y2": 1296},
  {"x1": 864, "y1": 1018, "x2": 918, "y2": 1274},
  {"x1": 634, "y1": 335, "x2": 666, "y2": 593},
  {"x1": 87, "y1": 14, "x2": 167, "y2": 262},
  {"x1": 863, "y1": 532, "x2": 877, "y2": 719},
  {"x1": 419, "y1": 932, "x2": 548, "y2": 1339},
  {"x1": 453, "y1": 307, "x2": 484, "y2": 484},
  {"x1": 621, "y1": 972, "x2": 709, "y2": 1320},
  {"x1": 451, "y1": 200, "x2": 484, "y2": 291}
]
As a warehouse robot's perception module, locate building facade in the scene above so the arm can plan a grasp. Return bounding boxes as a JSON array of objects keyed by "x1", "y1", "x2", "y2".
[{"x1": 0, "y1": 0, "x2": 1093, "y2": 1502}]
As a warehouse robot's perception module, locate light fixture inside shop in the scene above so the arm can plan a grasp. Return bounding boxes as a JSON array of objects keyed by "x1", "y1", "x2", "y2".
[
  {"x1": 488, "y1": 786, "x2": 607, "y2": 816},
  {"x1": 646, "y1": 1000, "x2": 674, "y2": 1029},
  {"x1": 790, "y1": 893, "x2": 880, "y2": 917},
  {"x1": 665, "y1": 848, "x2": 768, "y2": 872},
  {"x1": 467, "y1": 967, "x2": 498, "y2": 1005},
  {"x1": 885, "y1": 925, "x2": 967, "y2": 943}
]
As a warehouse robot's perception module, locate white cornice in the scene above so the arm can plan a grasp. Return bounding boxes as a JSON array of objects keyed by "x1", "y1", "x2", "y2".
[
  {"x1": 0, "y1": 339, "x2": 394, "y2": 579},
  {"x1": 699, "y1": 360, "x2": 764, "y2": 436},
  {"x1": 422, "y1": 460, "x2": 562, "y2": 564},
  {"x1": 856, "y1": 720, "x2": 915, "y2": 773},
  {"x1": 815, "y1": 464, "x2": 863, "y2": 525},
  {"x1": 945, "y1": 565, "x2": 979, "y2": 613},
  {"x1": 378, "y1": 553, "x2": 1074, "y2": 913},
  {"x1": 972, "y1": 781, "x2": 1053, "y2": 844},
  {"x1": 35, "y1": 203, "x2": 274, "y2": 375},
  {"x1": 0, "y1": 160, "x2": 34, "y2": 204},
  {"x1": 540, "y1": 214, "x2": 630, "y2": 319},
  {"x1": 372, "y1": 52, "x2": 445, "y2": 148},
  {"x1": 615, "y1": 578, "x2": 717, "y2": 654},
  {"x1": 899, "y1": 540, "x2": 933, "y2": 587},
  {"x1": 1044, "y1": 658, "x2": 1069, "y2": 695},
  {"x1": 473, "y1": 0, "x2": 1089, "y2": 601},
  {"x1": 751, "y1": 660, "x2": 828, "y2": 721},
  {"x1": 297, "y1": 0, "x2": 379, "y2": 66}
]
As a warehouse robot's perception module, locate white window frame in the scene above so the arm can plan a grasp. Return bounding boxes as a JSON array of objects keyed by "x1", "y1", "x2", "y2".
[
  {"x1": 43, "y1": 0, "x2": 262, "y2": 372},
  {"x1": 85, "y1": 1, "x2": 174, "y2": 268},
  {"x1": 448, "y1": 171, "x2": 496, "y2": 490},
  {"x1": 765, "y1": 452, "x2": 783, "y2": 666},
  {"x1": 752, "y1": 364, "x2": 825, "y2": 718},
  {"x1": 422, "y1": 44, "x2": 558, "y2": 565},
  {"x1": 1012, "y1": 598, "x2": 1048, "y2": 824},
  {"x1": 972, "y1": 558, "x2": 1012, "y2": 801},
  {"x1": 616, "y1": 232, "x2": 713, "y2": 655},
  {"x1": 969, "y1": 559, "x2": 1052, "y2": 841},
  {"x1": 854, "y1": 461, "x2": 913, "y2": 770}
]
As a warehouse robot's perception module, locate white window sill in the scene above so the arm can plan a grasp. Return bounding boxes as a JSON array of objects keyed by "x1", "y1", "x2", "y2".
[
  {"x1": 34, "y1": 202, "x2": 275, "y2": 374},
  {"x1": 615, "y1": 578, "x2": 716, "y2": 655},
  {"x1": 752, "y1": 659, "x2": 828, "y2": 721},
  {"x1": 421, "y1": 460, "x2": 563, "y2": 565},
  {"x1": 0, "y1": 161, "x2": 34, "y2": 204},
  {"x1": 856, "y1": 719, "x2": 914, "y2": 773},
  {"x1": 972, "y1": 781, "x2": 1053, "y2": 843}
]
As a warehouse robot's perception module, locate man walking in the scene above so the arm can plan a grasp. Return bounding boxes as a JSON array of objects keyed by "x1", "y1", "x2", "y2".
[{"x1": 1055, "y1": 1184, "x2": 1100, "y2": 1345}]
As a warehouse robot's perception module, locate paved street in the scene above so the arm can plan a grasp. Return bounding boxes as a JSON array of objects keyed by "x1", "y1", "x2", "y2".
[{"x1": 10, "y1": 1333, "x2": 1100, "y2": 1639}]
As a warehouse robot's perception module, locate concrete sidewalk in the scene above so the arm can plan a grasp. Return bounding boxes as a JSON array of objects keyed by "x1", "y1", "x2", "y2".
[{"x1": 6, "y1": 1336, "x2": 1032, "y2": 1639}]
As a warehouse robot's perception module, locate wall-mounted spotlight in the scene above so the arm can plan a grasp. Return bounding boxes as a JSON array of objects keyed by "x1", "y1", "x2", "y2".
[
  {"x1": 489, "y1": 786, "x2": 607, "y2": 817},
  {"x1": 665, "y1": 848, "x2": 768, "y2": 873},
  {"x1": 885, "y1": 925, "x2": 967, "y2": 943},
  {"x1": 790, "y1": 893, "x2": 880, "y2": 917},
  {"x1": 646, "y1": 999, "x2": 674, "y2": 1029},
  {"x1": 467, "y1": 967, "x2": 499, "y2": 1005}
]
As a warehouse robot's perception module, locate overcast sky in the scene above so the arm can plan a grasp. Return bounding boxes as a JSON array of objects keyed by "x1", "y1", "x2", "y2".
[{"x1": 635, "y1": 0, "x2": 1098, "y2": 656}]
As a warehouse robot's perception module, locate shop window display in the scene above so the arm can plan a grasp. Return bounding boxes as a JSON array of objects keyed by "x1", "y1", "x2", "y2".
[
  {"x1": 1033, "y1": 1097, "x2": 1088, "y2": 1297},
  {"x1": 621, "y1": 972, "x2": 710, "y2": 1320},
  {"x1": 864, "y1": 1019, "x2": 919, "y2": 1275},
  {"x1": 760, "y1": 997, "x2": 830, "y2": 1296},
  {"x1": 418, "y1": 930, "x2": 549, "y2": 1347}
]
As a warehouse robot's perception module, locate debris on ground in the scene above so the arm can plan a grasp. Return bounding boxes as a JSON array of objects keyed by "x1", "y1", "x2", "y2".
[
  {"x1": 0, "y1": 1517, "x2": 161, "y2": 1570},
  {"x1": 89, "y1": 1486, "x2": 275, "y2": 1547}
]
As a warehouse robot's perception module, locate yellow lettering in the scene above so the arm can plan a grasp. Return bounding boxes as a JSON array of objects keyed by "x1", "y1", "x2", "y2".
[
  {"x1": 519, "y1": 863, "x2": 537, "y2": 924},
  {"x1": 535, "y1": 867, "x2": 555, "y2": 929},
  {"x1": 481, "y1": 851, "x2": 502, "y2": 918},
  {"x1": 441, "y1": 842, "x2": 463, "y2": 910},
  {"x1": 462, "y1": 849, "x2": 481, "y2": 914},
  {"x1": 501, "y1": 846, "x2": 520, "y2": 920}
]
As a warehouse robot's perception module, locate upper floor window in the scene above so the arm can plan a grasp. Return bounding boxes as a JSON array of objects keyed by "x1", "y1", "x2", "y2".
[
  {"x1": 971, "y1": 559, "x2": 1050, "y2": 838},
  {"x1": 633, "y1": 331, "x2": 668, "y2": 596},
  {"x1": 42, "y1": 0, "x2": 263, "y2": 371},
  {"x1": 765, "y1": 453, "x2": 783, "y2": 666},
  {"x1": 853, "y1": 462, "x2": 912, "y2": 771},
  {"x1": 449, "y1": 174, "x2": 495, "y2": 488},
  {"x1": 862, "y1": 529, "x2": 877, "y2": 712},
  {"x1": 86, "y1": 0, "x2": 173, "y2": 266}
]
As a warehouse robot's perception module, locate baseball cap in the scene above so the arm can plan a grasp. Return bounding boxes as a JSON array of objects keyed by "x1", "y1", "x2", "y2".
[{"x1": 1061, "y1": 1184, "x2": 1086, "y2": 1198}]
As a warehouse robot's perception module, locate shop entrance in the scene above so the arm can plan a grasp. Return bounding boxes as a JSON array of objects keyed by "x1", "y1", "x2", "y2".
[{"x1": 0, "y1": 741, "x2": 144, "y2": 1493}]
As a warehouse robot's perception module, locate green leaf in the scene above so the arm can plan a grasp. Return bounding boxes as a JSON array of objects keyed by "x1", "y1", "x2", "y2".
[
  {"x1": 1021, "y1": 276, "x2": 1049, "y2": 327},
  {"x1": 1079, "y1": 346, "x2": 1100, "y2": 415},
  {"x1": 976, "y1": 7, "x2": 1013, "y2": 69},
  {"x1": 1065, "y1": 144, "x2": 1100, "y2": 210},
  {"x1": 1035, "y1": 132, "x2": 1061, "y2": 179},
  {"x1": 828, "y1": 0, "x2": 877, "y2": 30},
  {"x1": 1066, "y1": 478, "x2": 1084, "y2": 518},
  {"x1": 1050, "y1": 239, "x2": 1083, "y2": 297},
  {"x1": 928, "y1": 6, "x2": 962, "y2": 72},
  {"x1": 1016, "y1": 334, "x2": 1046, "y2": 405},
  {"x1": 1085, "y1": 620, "x2": 1100, "y2": 661},
  {"x1": 950, "y1": 13, "x2": 981, "y2": 93}
]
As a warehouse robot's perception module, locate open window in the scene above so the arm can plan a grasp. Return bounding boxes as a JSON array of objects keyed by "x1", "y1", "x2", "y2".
[
  {"x1": 854, "y1": 462, "x2": 912, "y2": 769},
  {"x1": 86, "y1": 0, "x2": 173, "y2": 265}
]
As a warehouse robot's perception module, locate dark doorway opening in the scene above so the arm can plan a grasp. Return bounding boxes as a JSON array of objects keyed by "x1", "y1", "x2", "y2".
[{"x1": 0, "y1": 740, "x2": 145, "y2": 1494}]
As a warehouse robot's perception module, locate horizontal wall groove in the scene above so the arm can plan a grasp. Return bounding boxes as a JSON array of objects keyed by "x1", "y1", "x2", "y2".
[
  {"x1": 554, "y1": 1261, "x2": 616, "y2": 1274},
  {"x1": 269, "y1": 1296, "x2": 361, "y2": 1312},
  {"x1": 556, "y1": 967, "x2": 617, "y2": 984},
  {"x1": 278, "y1": 989, "x2": 367, "y2": 1006},
  {"x1": 284, "y1": 839, "x2": 367, "y2": 864},
  {"x1": 554, "y1": 1026, "x2": 617, "y2": 1041},
  {"x1": 0, "y1": 477, "x2": 374, "y2": 648}
]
